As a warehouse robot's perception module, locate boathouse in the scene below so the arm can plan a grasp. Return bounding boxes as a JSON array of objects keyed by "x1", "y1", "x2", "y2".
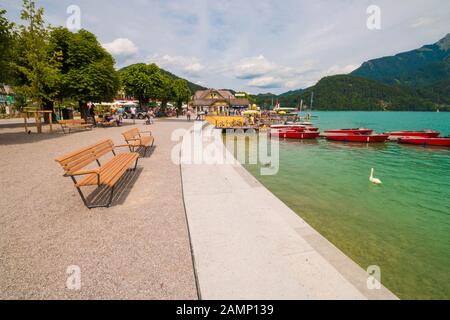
[{"x1": 191, "y1": 89, "x2": 250, "y2": 114}]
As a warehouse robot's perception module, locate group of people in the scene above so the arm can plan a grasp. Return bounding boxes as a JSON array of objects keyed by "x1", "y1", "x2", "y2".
[
  {"x1": 87, "y1": 102, "x2": 123, "y2": 126},
  {"x1": 183, "y1": 108, "x2": 207, "y2": 121}
]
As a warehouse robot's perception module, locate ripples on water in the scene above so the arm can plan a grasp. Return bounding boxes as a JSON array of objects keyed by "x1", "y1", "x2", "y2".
[{"x1": 242, "y1": 112, "x2": 450, "y2": 299}]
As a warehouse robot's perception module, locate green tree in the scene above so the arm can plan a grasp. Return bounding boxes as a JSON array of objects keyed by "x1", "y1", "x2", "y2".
[
  {"x1": 0, "y1": 9, "x2": 16, "y2": 84},
  {"x1": 12, "y1": 0, "x2": 61, "y2": 109},
  {"x1": 120, "y1": 63, "x2": 164, "y2": 107},
  {"x1": 49, "y1": 27, "x2": 119, "y2": 117},
  {"x1": 172, "y1": 79, "x2": 191, "y2": 112},
  {"x1": 157, "y1": 73, "x2": 175, "y2": 111}
]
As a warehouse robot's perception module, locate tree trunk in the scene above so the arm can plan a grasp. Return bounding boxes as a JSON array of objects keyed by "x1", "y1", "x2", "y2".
[
  {"x1": 79, "y1": 101, "x2": 88, "y2": 121},
  {"x1": 160, "y1": 100, "x2": 168, "y2": 116}
]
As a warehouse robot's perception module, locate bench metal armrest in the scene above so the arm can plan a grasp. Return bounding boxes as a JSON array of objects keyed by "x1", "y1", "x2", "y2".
[
  {"x1": 68, "y1": 169, "x2": 99, "y2": 176},
  {"x1": 68, "y1": 169, "x2": 101, "y2": 185},
  {"x1": 115, "y1": 144, "x2": 134, "y2": 148}
]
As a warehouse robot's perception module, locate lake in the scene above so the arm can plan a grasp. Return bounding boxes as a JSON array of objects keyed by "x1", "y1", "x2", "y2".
[{"x1": 244, "y1": 111, "x2": 450, "y2": 299}]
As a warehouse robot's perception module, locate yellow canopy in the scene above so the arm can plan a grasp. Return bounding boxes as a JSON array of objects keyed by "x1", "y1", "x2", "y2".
[{"x1": 243, "y1": 110, "x2": 260, "y2": 115}]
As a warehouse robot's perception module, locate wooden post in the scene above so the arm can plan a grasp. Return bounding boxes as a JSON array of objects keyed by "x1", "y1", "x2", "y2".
[
  {"x1": 48, "y1": 111, "x2": 53, "y2": 133},
  {"x1": 36, "y1": 112, "x2": 42, "y2": 134},
  {"x1": 24, "y1": 112, "x2": 28, "y2": 133}
]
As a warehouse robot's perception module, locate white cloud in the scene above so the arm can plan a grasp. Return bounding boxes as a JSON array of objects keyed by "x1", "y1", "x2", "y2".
[
  {"x1": 233, "y1": 55, "x2": 277, "y2": 79},
  {"x1": 13, "y1": 0, "x2": 447, "y2": 93},
  {"x1": 102, "y1": 38, "x2": 138, "y2": 56},
  {"x1": 248, "y1": 76, "x2": 284, "y2": 89},
  {"x1": 410, "y1": 17, "x2": 433, "y2": 28},
  {"x1": 230, "y1": 55, "x2": 316, "y2": 89},
  {"x1": 148, "y1": 54, "x2": 205, "y2": 77}
]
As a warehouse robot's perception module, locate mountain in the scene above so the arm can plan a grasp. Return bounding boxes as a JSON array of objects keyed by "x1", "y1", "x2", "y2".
[
  {"x1": 351, "y1": 33, "x2": 450, "y2": 87},
  {"x1": 159, "y1": 68, "x2": 206, "y2": 93},
  {"x1": 279, "y1": 88, "x2": 304, "y2": 97},
  {"x1": 118, "y1": 63, "x2": 206, "y2": 93},
  {"x1": 262, "y1": 34, "x2": 450, "y2": 111},
  {"x1": 252, "y1": 93, "x2": 277, "y2": 109},
  {"x1": 296, "y1": 75, "x2": 440, "y2": 111}
]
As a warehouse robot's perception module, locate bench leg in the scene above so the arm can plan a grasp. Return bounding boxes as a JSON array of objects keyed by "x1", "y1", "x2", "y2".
[
  {"x1": 75, "y1": 186, "x2": 115, "y2": 209},
  {"x1": 71, "y1": 177, "x2": 115, "y2": 209},
  {"x1": 134, "y1": 157, "x2": 139, "y2": 171},
  {"x1": 75, "y1": 186, "x2": 90, "y2": 208},
  {"x1": 106, "y1": 186, "x2": 115, "y2": 208}
]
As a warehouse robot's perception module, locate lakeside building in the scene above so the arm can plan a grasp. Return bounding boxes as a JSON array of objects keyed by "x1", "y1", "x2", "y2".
[{"x1": 191, "y1": 89, "x2": 250, "y2": 114}]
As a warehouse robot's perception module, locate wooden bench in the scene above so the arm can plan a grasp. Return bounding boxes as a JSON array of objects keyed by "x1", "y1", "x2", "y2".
[
  {"x1": 122, "y1": 128, "x2": 155, "y2": 157},
  {"x1": 96, "y1": 117, "x2": 118, "y2": 127},
  {"x1": 59, "y1": 119, "x2": 94, "y2": 134},
  {"x1": 55, "y1": 139, "x2": 139, "y2": 208}
]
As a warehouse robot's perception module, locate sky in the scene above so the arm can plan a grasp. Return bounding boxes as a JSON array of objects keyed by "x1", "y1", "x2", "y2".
[{"x1": 3, "y1": 0, "x2": 450, "y2": 94}]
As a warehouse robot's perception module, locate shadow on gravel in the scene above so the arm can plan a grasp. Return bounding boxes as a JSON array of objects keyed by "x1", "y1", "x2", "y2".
[
  {"x1": 0, "y1": 121, "x2": 144, "y2": 146},
  {"x1": 0, "y1": 131, "x2": 67, "y2": 145},
  {"x1": 85, "y1": 167, "x2": 144, "y2": 208}
]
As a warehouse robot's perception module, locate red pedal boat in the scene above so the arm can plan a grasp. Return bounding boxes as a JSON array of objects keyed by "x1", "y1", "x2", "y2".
[
  {"x1": 398, "y1": 137, "x2": 450, "y2": 147},
  {"x1": 325, "y1": 128, "x2": 373, "y2": 135},
  {"x1": 271, "y1": 129, "x2": 320, "y2": 139},
  {"x1": 271, "y1": 124, "x2": 319, "y2": 132},
  {"x1": 325, "y1": 134, "x2": 389, "y2": 143},
  {"x1": 385, "y1": 130, "x2": 440, "y2": 138}
]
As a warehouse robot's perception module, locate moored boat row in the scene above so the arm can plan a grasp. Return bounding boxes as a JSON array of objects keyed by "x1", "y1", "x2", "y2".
[{"x1": 270, "y1": 123, "x2": 449, "y2": 147}]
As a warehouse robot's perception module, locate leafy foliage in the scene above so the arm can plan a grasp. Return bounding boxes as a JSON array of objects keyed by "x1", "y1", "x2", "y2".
[
  {"x1": 121, "y1": 63, "x2": 205, "y2": 96},
  {"x1": 12, "y1": 0, "x2": 61, "y2": 107},
  {"x1": 49, "y1": 27, "x2": 119, "y2": 104},
  {"x1": 119, "y1": 63, "x2": 165, "y2": 107},
  {"x1": 297, "y1": 75, "x2": 440, "y2": 111},
  {"x1": 172, "y1": 78, "x2": 191, "y2": 110},
  {"x1": 0, "y1": 9, "x2": 16, "y2": 84}
]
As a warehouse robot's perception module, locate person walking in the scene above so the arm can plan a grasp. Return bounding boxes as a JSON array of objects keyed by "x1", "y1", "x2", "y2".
[
  {"x1": 130, "y1": 105, "x2": 137, "y2": 124},
  {"x1": 186, "y1": 109, "x2": 192, "y2": 121},
  {"x1": 145, "y1": 109, "x2": 154, "y2": 125},
  {"x1": 130, "y1": 105, "x2": 137, "y2": 119},
  {"x1": 88, "y1": 102, "x2": 97, "y2": 126}
]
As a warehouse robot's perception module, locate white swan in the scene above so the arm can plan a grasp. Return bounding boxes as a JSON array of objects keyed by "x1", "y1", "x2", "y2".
[{"x1": 370, "y1": 168, "x2": 382, "y2": 185}]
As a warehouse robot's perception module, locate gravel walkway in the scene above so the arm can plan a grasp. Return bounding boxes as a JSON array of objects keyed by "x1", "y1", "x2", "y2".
[{"x1": 0, "y1": 118, "x2": 198, "y2": 299}]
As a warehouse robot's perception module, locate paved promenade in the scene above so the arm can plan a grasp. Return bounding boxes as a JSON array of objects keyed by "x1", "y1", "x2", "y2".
[
  {"x1": 0, "y1": 119, "x2": 197, "y2": 299},
  {"x1": 180, "y1": 124, "x2": 397, "y2": 300}
]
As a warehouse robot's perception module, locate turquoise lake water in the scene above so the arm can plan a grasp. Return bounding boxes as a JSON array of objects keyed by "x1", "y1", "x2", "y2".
[{"x1": 243, "y1": 112, "x2": 450, "y2": 299}]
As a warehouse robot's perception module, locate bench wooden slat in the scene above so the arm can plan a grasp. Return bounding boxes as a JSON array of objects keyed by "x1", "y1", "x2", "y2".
[
  {"x1": 66, "y1": 154, "x2": 98, "y2": 174},
  {"x1": 59, "y1": 119, "x2": 94, "y2": 134},
  {"x1": 56, "y1": 139, "x2": 111, "y2": 164},
  {"x1": 76, "y1": 153, "x2": 138, "y2": 187},
  {"x1": 56, "y1": 139, "x2": 114, "y2": 174},
  {"x1": 102, "y1": 154, "x2": 138, "y2": 187}
]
